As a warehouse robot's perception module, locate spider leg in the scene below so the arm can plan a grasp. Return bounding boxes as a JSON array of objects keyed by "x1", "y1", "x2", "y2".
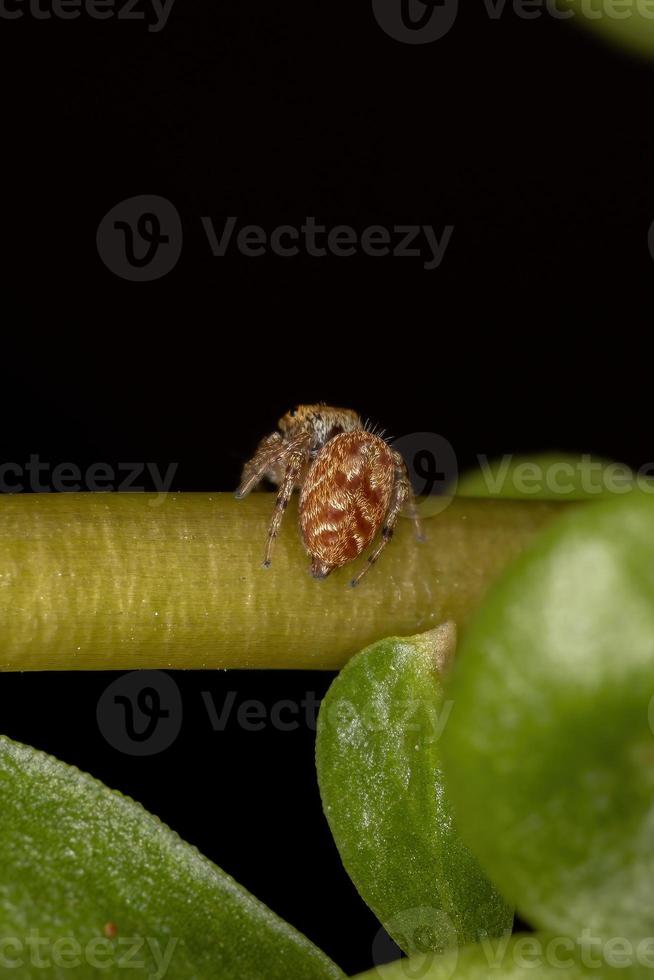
[
  {"x1": 263, "y1": 439, "x2": 309, "y2": 568},
  {"x1": 393, "y1": 450, "x2": 425, "y2": 542},
  {"x1": 235, "y1": 432, "x2": 284, "y2": 499},
  {"x1": 350, "y1": 459, "x2": 410, "y2": 587}
]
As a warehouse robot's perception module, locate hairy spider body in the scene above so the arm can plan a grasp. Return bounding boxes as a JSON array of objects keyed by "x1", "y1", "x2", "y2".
[
  {"x1": 236, "y1": 404, "x2": 421, "y2": 586},
  {"x1": 300, "y1": 430, "x2": 395, "y2": 579}
]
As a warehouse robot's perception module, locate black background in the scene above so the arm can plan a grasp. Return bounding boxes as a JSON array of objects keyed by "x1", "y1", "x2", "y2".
[{"x1": 1, "y1": 0, "x2": 654, "y2": 974}]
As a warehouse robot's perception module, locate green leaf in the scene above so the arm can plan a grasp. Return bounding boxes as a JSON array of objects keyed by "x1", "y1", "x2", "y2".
[
  {"x1": 441, "y1": 493, "x2": 654, "y2": 942},
  {"x1": 316, "y1": 624, "x2": 513, "y2": 959},
  {"x1": 353, "y1": 933, "x2": 654, "y2": 978},
  {"x1": 0, "y1": 735, "x2": 344, "y2": 979}
]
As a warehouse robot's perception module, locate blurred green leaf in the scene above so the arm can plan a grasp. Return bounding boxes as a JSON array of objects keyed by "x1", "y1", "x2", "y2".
[
  {"x1": 0, "y1": 735, "x2": 344, "y2": 979},
  {"x1": 561, "y1": 0, "x2": 654, "y2": 58},
  {"x1": 316, "y1": 624, "x2": 512, "y2": 959},
  {"x1": 442, "y1": 493, "x2": 654, "y2": 942}
]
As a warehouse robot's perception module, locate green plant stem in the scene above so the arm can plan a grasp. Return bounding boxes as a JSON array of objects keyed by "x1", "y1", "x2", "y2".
[{"x1": 0, "y1": 493, "x2": 570, "y2": 670}]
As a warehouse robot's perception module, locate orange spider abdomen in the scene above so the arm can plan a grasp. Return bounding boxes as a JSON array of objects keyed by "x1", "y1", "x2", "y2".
[{"x1": 299, "y1": 430, "x2": 395, "y2": 578}]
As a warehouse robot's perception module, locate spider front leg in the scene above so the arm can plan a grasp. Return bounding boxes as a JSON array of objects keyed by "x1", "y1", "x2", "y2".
[
  {"x1": 350, "y1": 458, "x2": 412, "y2": 587},
  {"x1": 235, "y1": 432, "x2": 284, "y2": 499},
  {"x1": 263, "y1": 440, "x2": 309, "y2": 568}
]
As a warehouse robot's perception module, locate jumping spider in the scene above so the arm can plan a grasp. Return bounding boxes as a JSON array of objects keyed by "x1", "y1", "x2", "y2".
[{"x1": 235, "y1": 404, "x2": 422, "y2": 586}]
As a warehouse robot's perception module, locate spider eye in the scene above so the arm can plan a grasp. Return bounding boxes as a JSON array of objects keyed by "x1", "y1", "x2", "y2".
[{"x1": 290, "y1": 409, "x2": 297, "y2": 417}]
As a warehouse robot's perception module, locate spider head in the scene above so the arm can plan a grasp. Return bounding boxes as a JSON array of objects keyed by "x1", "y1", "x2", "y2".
[{"x1": 278, "y1": 404, "x2": 361, "y2": 451}]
